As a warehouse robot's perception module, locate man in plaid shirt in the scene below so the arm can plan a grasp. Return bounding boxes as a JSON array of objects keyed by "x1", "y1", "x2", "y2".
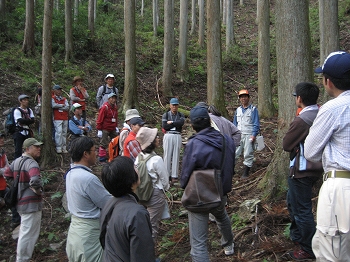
[{"x1": 123, "y1": 117, "x2": 145, "y2": 162}]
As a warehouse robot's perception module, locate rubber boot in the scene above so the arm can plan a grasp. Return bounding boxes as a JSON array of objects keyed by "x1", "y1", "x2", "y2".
[{"x1": 241, "y1": 165, "x2": 250, "y2": 179}]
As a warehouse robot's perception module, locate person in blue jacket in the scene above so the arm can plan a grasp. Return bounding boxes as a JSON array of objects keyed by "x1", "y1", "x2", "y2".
[{"x1": 180, "y1": 106, "x2": 235, "y2": 262}]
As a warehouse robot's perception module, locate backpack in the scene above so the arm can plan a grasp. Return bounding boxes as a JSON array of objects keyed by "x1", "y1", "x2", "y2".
[
  {"x1": 135, "y1": 152, "x2": 157, "y2": 202},
  {"x1": 108, "y1": 136, "x2": 121, "y2": 162},
  {"x1": 102, "y1": 85, "x2": 118, "y2": 97},
  {"x1": 4, "y1": 157, "x2": 29, "y2": 208},
  {"x1": 3, "y1": 107, "x2": 24, "y2": 135}
]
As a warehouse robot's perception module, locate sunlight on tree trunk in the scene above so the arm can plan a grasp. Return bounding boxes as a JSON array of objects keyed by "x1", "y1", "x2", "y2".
[
  {"x1": 162, "y1": 0, "x2": 174, "y2": 98},
  {"x1": 41, "y1": 0, "x2": 57, "y2": 168},
  {"x1": 22, "y1": 0, "x2": 35, "y2": 56},
  {"x1": 177, "y1": 0, "x2": 189, "y2": 82},
  {"x1": 207, "y1": 0, "x2": 227, "y2": 117},
  {"x1": 123, "y1": 0, "x2": 138, "y2": 113},
  {"x1": 259, "y1": 0, "x2": 313, "y2": 199},
  {"x1": 319, "y1": 0, "x2": 339, "y2": 103},
  {"x1": 257, "y1": 0, "x2": 274, "y2": 118}
]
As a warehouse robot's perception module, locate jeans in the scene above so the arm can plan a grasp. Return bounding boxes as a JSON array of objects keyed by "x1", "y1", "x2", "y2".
[
  {"x1": 188, "y1": 195, "x2": 233, "y2": 262},
  {"x1": 287, "y1": 176, "x2": 319, "y2": 255}
]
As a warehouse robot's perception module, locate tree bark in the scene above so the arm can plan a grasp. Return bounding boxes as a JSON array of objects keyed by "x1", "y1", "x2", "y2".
[
  {"x1": 177, "y1": 0, "x2": 189, "y2": 81},
  {"x1": 319, "y1": 0, "x2": 339, "y2": 103},
  {"x1": 22, "y1": 0, "x2": 35, "y2": 55},
  {"x1": 190, "y1": 0, "x2": 196, "y2": 35},
  {"x1": 225, "y1": 0, "x2": 234, "y2": 53},
  {"x1": 65, "y1": 0, "x2": 73, "y2": 62},
  {"x1": 207, "y1": 0, "x2": 227, "y2": 117},
  {"x1": 162, "y1": 0, "x2": 174, "y2": 98},
  {"x1": 41, "y1": 0, "x2": 57, "y2": 168},
  {"x1": 259, "y1": 0, "x2": 313, "y2": 199},
  {"x1": 88, "y1": 0, "x2": 95, "y2": 38},
  {"x1": 257, "y1": 0, "x2": 274, "y2": 118},
  {"x1": 198, "y1": 0, "x2": 205, "y2": 48},
  {"x1": 74, "y1": 0, "x2": 79, "y2": 21},
  {"x1": 123, "y1": 0, "x2": 138, "y2": 113},
  {"x1": 153, "y1": 0, "x2": 159, "y2": 38}
]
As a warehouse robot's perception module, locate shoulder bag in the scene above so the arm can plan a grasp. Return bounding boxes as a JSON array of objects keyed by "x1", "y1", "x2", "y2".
[{"x1": 181, "y1": 135, "x2": 225, "y2": 213}]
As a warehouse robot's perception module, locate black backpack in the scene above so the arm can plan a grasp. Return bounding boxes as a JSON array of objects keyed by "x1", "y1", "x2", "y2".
[
  {"x1": 102, "y1": 85, "x2": 118, "y2": 97},
  {"x1": 3, "y1": 107, "x2": 25, "y2": 135},
  {"x1": 4, "y1": 157, "x2": 30, "y2": 208}
]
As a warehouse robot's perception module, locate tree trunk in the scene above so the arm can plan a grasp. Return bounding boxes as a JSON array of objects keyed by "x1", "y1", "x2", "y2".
[
  {"x1": 319, "y1": 0, "x2": 339, "y2": 103},
  {"x1": 74, "y1": 0, "x2": 79, "y2": 21},
  {"x1": 141, "y1": 0, "x2": 144, "y2": 17},
  {"x1": 225, "y1": 0, "x2": 234, "y2": 53},
  {"x1": 41, "y1": 0, "x2": 57, "y2": 168},
  {"x1": 153, "y1": 0, "x2": 159, "y2": 38},
  {"x1": 0, "y1": 0, "x2": 6, "y2": 35},
  {"x1": 65, "y1": 0, "x2": 73, "y2": 62},
  {"x1": 240, "y1": 0, "x2": 244, "y2": 6},
  {"x1": 259, "y1": 0, "x2": 313, "y2": 199},
  {"x1": 88, "y1": 0, "x2": 95, "y2": 38},
  {"x1": 123, "y1": 0, "x2": 138, "y2": 113},
  {"x1": 198, "y1": 0, "x2": 205, "y2": 48},
  {"x1": 257, "y1": 0, "x2": 274, "y2": 118},
  {"x1": 22, "y1": 0, "x2": 35, "y2": 56},
  {"x1": 207, "y1": 0, "x2": 227, "y2": 117},
  {"x1": 190, "y1": 0, "x2": 196, "y2": 35},
  {"x1": 162, "y1": 0, "x2": 174, "y2": 98},
  {"x1": 177, "y1": 0, "x2": 189, "y2": 81}
]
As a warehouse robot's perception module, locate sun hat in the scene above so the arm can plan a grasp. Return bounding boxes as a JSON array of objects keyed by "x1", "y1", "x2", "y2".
[
  {"x1": 105, "y1": 74, "x2": 115, "y2": 80},
  {"x1": 130, "y1": 117, "x2": 145, "y2": 126},
  {"x1": 315, "y1": 51, "x2": 350, "y2": 79},
  {"x1": 23, "y1": 138, "x2": 43, "y2": 149},
  {"x1": 125, "y1": 109, "x2": 140, "y2": 122},
  {"x1": 136, "y1": 127, "x2": 158, "y2": 150},
  {"x1": 71, "y1": 103, "x2": 82, "y2": 112},
  {"x1": 190, "y1": 106, "x2": 210, "y2": 122},
  {"x1": 73, "y1": 76, "x2": 84, "y2": 84},
  {"x1": 170, "y1": 98, "x2": 179, "y2": 105}
]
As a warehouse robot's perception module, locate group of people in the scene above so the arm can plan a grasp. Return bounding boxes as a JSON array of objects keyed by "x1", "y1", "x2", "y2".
[{"x1": 3, "y1": 50, "x2": 350, "y2": 262}]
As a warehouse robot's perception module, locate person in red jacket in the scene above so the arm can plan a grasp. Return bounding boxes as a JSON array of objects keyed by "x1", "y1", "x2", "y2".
[
  {"x1": 70, "y1": 76, "x2": 89, "y2": 120},
  {"x1": 96, "y1": 93, "x2": 118, "y2": 162},
  {"x1": 52, "y1": 85, "x2": 70, "y2": 153}
]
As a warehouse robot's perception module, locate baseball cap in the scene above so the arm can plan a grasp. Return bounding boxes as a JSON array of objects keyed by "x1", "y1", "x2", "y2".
[
  {"x1": 315, "y1": 51, "x2": 350, "y2": 79},
  {"x1": 105, "y1": 74, "x2": 115, "y2": 80},
  {"x1": 196, "y1": 102, "x2": 209, "y2": 109},
  {"x1": 23, "y1": 138, "x2": 43, "y2": 149},
  {"x1": 170, "y1": 98, "x2": 179, "y2": 105},
  {"x1": 53, "y1": 85, "x2": 62, "y2": 90},
  {"x1": 238, "y1": 89, "x2": 249, "y2": 96},
  {"x1": 18, "y1": 94, "x2": 30, "y2": 102},
  {"x1": 108, "y1": 93, "x2": 117, "y2": 99},
  {"x1": 71, "y1": 103, "x2": 82, "y2": 112},
  {"x1": 190, "y1": 106, "x2": 209, "y2": 122},
  {"x1": 125, "y1": 109, "x2": 140, "y2": 122},
  {"x1": 136, "y1": 127, "x2": 158, "y2": 150},
  {"x1": 130, "y1": 117, "x2": 145, "y2": 126}
]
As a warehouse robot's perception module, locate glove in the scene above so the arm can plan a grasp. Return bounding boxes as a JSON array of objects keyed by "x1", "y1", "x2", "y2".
[{"x1": 97, "y1": 130, "x2": 102, "y2": 138}]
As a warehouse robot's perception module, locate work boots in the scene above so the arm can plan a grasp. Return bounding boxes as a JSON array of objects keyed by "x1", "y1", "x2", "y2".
[{"x1": 241, "y1": 165, "x2": 250, "y2": 179}]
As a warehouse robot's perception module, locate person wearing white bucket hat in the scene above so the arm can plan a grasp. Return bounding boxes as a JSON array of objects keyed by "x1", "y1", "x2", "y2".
[
  {"x1": 96, "y1": 73, "x2": 119, "y2": 108},
  {"x1": 119, "y1": 109, "x2": 140, "y2": 156}
]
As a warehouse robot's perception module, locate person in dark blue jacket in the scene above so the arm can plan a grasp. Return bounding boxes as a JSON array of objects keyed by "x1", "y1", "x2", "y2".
[{"x1": 180, "y1": 106, "x2": 235, "y2": 262}]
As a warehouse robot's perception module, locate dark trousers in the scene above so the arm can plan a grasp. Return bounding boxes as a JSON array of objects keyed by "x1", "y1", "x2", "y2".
[
  {"x1": 13, "y1": 131, "x2": 31, "y2": 159},
  {"x1": 0, "y1": 188, "x2": 21, "y2": 223},
  {"x1": 287, "y1": 176, "x2": 319, "y2": 255}
]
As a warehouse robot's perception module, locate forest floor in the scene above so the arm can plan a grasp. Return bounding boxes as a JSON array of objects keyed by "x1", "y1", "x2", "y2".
[{"x1": 1, "y1": 0, "x2": 350, "y2": 261}]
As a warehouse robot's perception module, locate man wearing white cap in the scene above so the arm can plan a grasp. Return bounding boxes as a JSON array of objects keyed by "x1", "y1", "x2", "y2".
[
  {"x1": 96, "y1": 93, "x2": 118, "y2": 162},
  {"x1": 119, "y1": 109, "x2": 140, "y2": 156},
  {"x1": 52, "y1": 85, "x2": 70, "y2": 153},
  {"x1": 5, "y1": 138, "x2": 43, "y2": 261},
  {"x1": 96, "y1": 73, "x2": 119, "y2": 108},
  {"x1": 13, "y1": 94, "x2": 35, "y2": 159},
  {"x1": 305, "y1": 51, "x2": 350, "y2": 261},
  {"x1": 68, "y1": 103, "x2": 92, "y2": 138}
]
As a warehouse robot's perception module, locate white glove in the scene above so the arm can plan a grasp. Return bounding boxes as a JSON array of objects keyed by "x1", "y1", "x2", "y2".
[
  {"x1": 97, "y1": 130, "x2": 102, "y2": 138},
  {"x1": 115, "y1": 127, "x2": 119, "y2": 133}
]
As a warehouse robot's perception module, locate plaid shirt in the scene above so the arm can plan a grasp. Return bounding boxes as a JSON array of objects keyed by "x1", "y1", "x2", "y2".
[
  {"x1": 305, "y1": 90, "x2": 350, "y2": 172},
  {"x1": 126, "y1": 140, "x2": 142, "y2": 162}
]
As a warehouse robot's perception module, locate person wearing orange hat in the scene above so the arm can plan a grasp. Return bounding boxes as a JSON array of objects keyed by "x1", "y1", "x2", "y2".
[
  {"x1": 233, "y1": 89, "x2": 260, "y2": 179},
  {"x1": 70, "y1": 76, "x2": 89, "y2": 120}
]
